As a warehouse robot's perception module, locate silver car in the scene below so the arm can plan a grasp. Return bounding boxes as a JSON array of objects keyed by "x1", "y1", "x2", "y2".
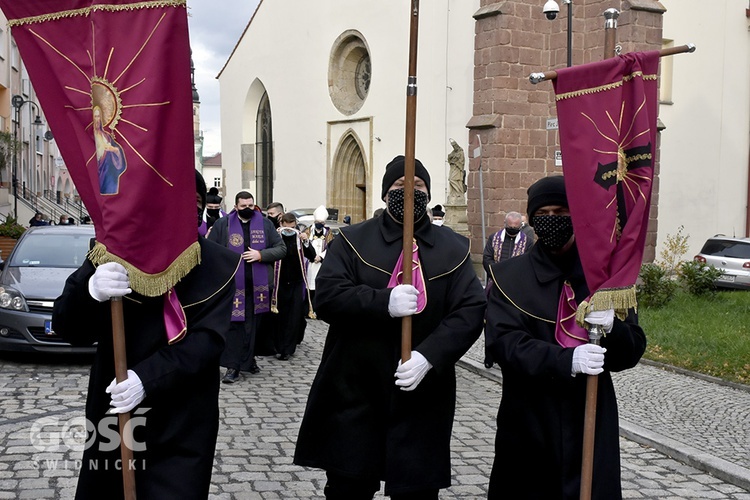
[
  {"x1": 694, "y1": 236, "x2": 750, "y2": 290},
  {"x1": 0, "y1": 225, "x2": 96, "y2": 353}
]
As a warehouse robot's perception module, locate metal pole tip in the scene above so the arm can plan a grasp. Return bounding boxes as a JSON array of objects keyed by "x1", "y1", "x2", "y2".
[{"x1": 529, "y1": 73, "x2": 546, "y2": 84}]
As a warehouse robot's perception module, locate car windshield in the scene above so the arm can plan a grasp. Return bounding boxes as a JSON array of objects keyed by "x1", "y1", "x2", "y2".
[
  {"x1": 700, "y1": 240, "x2": 750, "y2": 259},
  {"x1": 10, "y1": 233, "x2": 91, "y2": 268}
]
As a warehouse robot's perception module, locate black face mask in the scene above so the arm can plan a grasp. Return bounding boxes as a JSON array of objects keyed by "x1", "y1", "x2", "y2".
[
  {"x1": 270, "y1": 216, "x2": 281, "y2": 229},
  {"x1": 314, "y1": 222, "x2": 325, "y2": 231},
  {"x1": 237, "y1": 207, "x2": 255, "y2": 220},
  {"x1": 533, "y1": 215, "x2": 574, "y2": 250},
  {"x1": 505, "y1": 226, "x2": 520, "y2": 237},
  {"x1": 386, "y1": 188, "x2": 429, "y2": 223},
  {"x1": 207, "y1": 209, "x2": 220, "y2": 219}
]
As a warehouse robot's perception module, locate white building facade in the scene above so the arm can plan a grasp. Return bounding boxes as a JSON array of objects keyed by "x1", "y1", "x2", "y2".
[
  {"x1": 658, "y1": 0, "x2": 750, "y2": 257},
  {"x1": 218, "y1": 0, "x2": 479, "y2": 222},
  {"x1": 219, "y1": 0, "x2": 750, "y2": 261}
]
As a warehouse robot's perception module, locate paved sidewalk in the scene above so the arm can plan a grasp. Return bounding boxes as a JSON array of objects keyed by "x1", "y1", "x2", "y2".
[
  {"x1": 0, "y1": 319, "x2": 749, "y2": 498},
  {"x1": 462, "y1": 335, "x2": 750, "y2": 492}
]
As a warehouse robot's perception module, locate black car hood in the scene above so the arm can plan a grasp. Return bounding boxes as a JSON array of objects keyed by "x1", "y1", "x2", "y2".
[{"x1": 1, "y1": 267, "x2": 77, "y2": 300}]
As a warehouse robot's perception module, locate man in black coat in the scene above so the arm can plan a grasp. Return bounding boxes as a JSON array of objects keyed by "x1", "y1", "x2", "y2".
[
  {"x1": 294, "y1": 156, "x2": 486, "y2": 499},
  {"x1": 484, "y1": 176, "x2": 647, "y2": 500},
  {"x1": 207, "y1": 191, "x2": 285, "y2": 381},
  {"x1": 52, "y1": 171, "x2": 240, "y2": 499}
]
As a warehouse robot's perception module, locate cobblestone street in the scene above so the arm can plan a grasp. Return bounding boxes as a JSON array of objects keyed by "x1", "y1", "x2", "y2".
[{"x1": 0, "y1": 319, "x2": 749, "y2": 498}]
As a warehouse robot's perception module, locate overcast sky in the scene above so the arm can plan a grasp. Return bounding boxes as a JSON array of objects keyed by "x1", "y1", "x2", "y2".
[{"x1": 187, "y1": 1, "x2": 261, "y2": 157}]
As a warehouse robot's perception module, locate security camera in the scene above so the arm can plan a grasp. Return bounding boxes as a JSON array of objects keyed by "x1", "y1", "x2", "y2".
[{"x1": 543, "y1": 0, "x2": 560, "y2": 20}]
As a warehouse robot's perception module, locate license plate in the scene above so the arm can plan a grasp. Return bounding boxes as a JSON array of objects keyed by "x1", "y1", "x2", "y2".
[
  {"x1": 44, "y1": 320, "x2": 55, "y2": 335},
  {"x1": 718, "y1": 274, "x2": 736, "y2": 283}
]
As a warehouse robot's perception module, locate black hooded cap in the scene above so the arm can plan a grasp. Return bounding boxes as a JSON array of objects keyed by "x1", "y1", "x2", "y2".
[
  {"x1": 195, "y1": 170, "x2": 207, "y2": 208},
  {"x1": 381, "y1": 155, "x2": 431, "y2": 201},
  {"x1": 206, "y1": 186, "x2": 222, "y2": 205},
  {"x1": 526, "y1": 175, "x2": 567, "y2": 227},
  {"x1": 432, "y1": 204, "x2": 445, "y2": 218}
]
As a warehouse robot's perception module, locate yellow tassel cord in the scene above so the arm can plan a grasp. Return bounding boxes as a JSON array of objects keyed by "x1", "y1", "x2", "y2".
[
  {"x1": 8, "y1": 1, "x2": 186, "y2": 27},
  {"x1": 88, "y1": 241, "x2": 201, "y2": 297},
  {"x1": 308, "y1": 305, "x2": 317, "y2": 320},
  {"x1": 575, "y1": 285, "x2": 638, "y2": 328}
]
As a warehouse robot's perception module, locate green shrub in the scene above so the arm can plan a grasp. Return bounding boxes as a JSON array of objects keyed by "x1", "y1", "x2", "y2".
[
  {"x1": 657, "y1": 225, "x2": 689, "y2": 278},
  {"x1": 638, "y1": 263, "x2": 678, "y2": 308},
  {"x1": 678, "y1": 260, "x2": 722, "y2": 297},
  {"x1": 0, "y1": 213, "x2": 26, "y2": 239}
]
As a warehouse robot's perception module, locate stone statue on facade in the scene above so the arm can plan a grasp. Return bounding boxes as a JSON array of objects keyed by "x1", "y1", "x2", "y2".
[
  {"x1": 443, "y1": 138, "x2": 469, "y2": 239},
  {"x1": 447, "y1": 138, "x2": 467, "y2": 205}
]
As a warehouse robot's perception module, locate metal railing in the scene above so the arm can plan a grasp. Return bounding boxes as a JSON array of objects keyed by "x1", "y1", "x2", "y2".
[{"x1": 12, "y1": 179, "x2": 90, "y2": 225}]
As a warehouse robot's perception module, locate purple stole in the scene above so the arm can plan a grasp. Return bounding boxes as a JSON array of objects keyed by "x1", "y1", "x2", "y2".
[
  {"x1": 228, "y1": 211, "x2": 270, "y2": 320},
  {"x1": 199, "y1": 209, "x2": 227, "y2": 237},
  {"x1": 387, "y1": 241, "x2": 427, "y2": 313},
  {"x1": 491, "y1": 230, "x2": 528, "y2": 262},
  {"x1": 555, "y1": 281, "x2": 588, "y2": 348}
]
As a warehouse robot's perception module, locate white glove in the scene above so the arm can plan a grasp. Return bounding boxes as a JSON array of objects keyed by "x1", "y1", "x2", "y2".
[
  {"x1": 584, "y1": 308, "x2": 615, "y2": 333},
  {"x1": 388, "y1": 284, "x2": 418, "y2": 318},
  {"x1": 88, "y1": 262, "x2": 132, "y2": 302},
  {"x1": 106, "y1": 370, "x2": 145, "y2": 414},
  {"x1": 571, "y1": 344, "x2": 607, "y2": 376},
  {"x1": 395, "y1": 351, "x2": 433, "y2": 391}
]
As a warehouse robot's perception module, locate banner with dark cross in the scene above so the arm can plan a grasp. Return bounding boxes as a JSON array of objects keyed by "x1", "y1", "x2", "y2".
[{"x1": 552, "y1": 50, "x2": 661, "y2": 321}]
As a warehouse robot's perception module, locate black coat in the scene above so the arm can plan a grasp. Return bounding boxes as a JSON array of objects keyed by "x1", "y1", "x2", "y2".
[
  {"x1": 52, "y1": 238, "x2": 240, "y2": 500},
  {"x1": 294, "y1": 213, "x2": 486, "y2": 495},
  {"x1": 485, "y1": 243, "x2": 646, "y2": 500}
]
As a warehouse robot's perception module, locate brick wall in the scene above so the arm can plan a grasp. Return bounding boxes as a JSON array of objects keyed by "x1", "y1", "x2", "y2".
[{"x1": 468, "y1": 0, "x2": 665, "y2": 266}]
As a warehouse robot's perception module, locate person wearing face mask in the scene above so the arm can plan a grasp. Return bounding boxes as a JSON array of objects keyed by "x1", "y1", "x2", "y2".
[
  {"x1": 199, "y1": 187, "x2": 227, "y2": 237},
  {"x1": 270, "y1": 212, "x2": 317, "y2": 360},
  {"x1": 480, "y1": 211, "x2": 533, "y2": 369},
  {"x1": 304, "y1": 204, "x2": 335, "y2": 310},
  {"x1": 484, "y1": 176, "x2": 646, "y2": 500},
  {"x1": 294, "y1": 155, "x2": 486, "y2": 499},
  {"x1": 265, "y1": 202, "x2": 285, "y2": 229},
  {"x1": 431, "y1": 205, "x2": 445, "y2": 226},
  {"x1": 208, "y1": 191, "x2": 286, "y2": 382}
]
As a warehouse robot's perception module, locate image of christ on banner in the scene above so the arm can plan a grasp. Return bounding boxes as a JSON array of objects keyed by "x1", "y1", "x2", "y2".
[{"x1": 2, "y1": 0, "x2": 199, "y2": 295}]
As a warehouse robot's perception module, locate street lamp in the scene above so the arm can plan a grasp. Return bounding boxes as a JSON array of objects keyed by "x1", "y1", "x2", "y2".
[
  {"x1": 11, "y1": 95, "x2": 44, "y2": 217},
  {"x1": 543, "y1": 0, "x2": 573, "y2": 67}
]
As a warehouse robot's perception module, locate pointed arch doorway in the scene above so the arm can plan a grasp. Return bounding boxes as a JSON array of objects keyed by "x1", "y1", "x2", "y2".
[
  {"x1": 331, "y1": 131, "x2": 367, "y2": 223},
  {"x1": 255, "y1": 91, "x2": 273, "y2": 207}
]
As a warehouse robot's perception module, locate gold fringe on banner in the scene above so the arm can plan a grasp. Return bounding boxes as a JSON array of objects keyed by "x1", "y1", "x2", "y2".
[
  {"x1": 575, "y1": 285, "x2": 638, "y2": 328},
  {"x1": 88, "y1": 240, "x2": 201, "y2": 297},
  {"x1": 7, "y1": 0, "x2": 186, "y2": 27},
  {"x1": 555, "y1": 72, "x2": 657, "y2": 102}
]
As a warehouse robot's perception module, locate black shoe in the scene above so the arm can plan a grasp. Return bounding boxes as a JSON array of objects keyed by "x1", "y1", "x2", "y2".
[
  {"x1": 249, "y1": 363, "x2": 261, "y2": 374},
  {"x1": 484, "y1": 359, "x2": 494, "y2": 369},
  {"x1": 277, "y1": 354, "x2": 290, "y2": 361},
  {"x1": 222, "y1": 368, "x2": 239, "y2": 384}
]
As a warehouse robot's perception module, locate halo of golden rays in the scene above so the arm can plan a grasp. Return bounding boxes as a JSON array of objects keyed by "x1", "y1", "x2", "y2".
[
  {"x1": 581, "y1": 96, "x2": 653, "y2": 242},
  {"x1": 91, "y1": 77, "x2": 122, "y2": 130},
  {"x1": 30, "y1": 12, "x2": 174, "y2": 186}
]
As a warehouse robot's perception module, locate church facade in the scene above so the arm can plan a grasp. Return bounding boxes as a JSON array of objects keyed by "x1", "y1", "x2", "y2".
[
  {"x1": 218, "y1": 0, "x2": 750, "y2": 263},
  {"x1": 218, "y1": 0, "x2": 478, "y2": 223}
]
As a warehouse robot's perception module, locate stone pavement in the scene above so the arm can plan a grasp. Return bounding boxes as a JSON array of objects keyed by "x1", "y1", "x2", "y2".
[{"x1": 0, "y1": 318, "x2": 747, "y2": 499}]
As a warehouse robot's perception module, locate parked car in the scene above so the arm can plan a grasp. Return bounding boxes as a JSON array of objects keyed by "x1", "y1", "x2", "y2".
[
  {"x1": 0, "y1": 225, "x2": 96, "y2": 353},
  {"x1": 694, "y1": 235, "x2": 750, "y2": 290}
]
